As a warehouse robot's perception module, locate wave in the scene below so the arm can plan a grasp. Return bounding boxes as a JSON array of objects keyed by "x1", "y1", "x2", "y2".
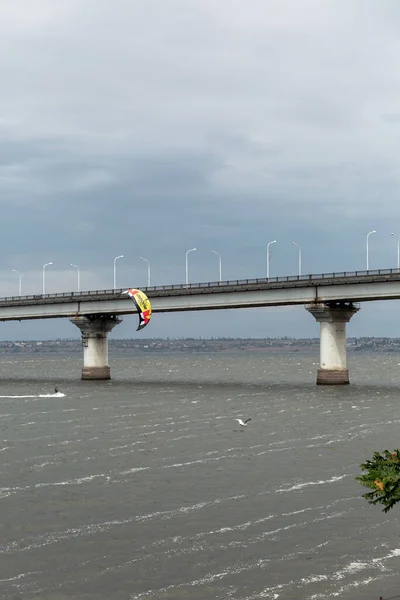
[{"x1": 0, "y1": 392, "x2": 65, "y2": 398}]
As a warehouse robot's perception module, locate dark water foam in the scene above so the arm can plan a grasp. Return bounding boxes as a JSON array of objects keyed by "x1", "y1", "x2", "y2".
[{"x1": 1, "y1": 352, "x2": 400, "y2": 599}]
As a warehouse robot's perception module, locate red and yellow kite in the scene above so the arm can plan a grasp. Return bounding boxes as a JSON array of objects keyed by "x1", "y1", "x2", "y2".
[{"x1": 124, "y1": 288, "x2": 152, "y2": 331}]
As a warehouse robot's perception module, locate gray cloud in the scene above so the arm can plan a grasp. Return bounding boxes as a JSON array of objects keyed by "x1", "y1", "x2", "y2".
[{"x1": 0, "y1": 0, "x2": 400, "y2": 339}]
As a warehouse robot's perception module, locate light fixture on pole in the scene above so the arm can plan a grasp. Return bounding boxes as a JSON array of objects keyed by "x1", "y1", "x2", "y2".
[
  {"x1": 211, "y1": 250, "x2": 222, "y2": 282},
  {"x1": 366, "y1": 230, "x2": 376, "y2": 270},
  {"x1": 291, "y1": 242, "x2": 302, "y2": 276},
  {"x1": 42, "y1": 262, "x2": 53, "y2": 295},
  {"x1": 391, "y1": 233, "x2": 400, "y2": 270},
  {"x1": 12, "y1": 269, "x2": 22, "y2": 296},
  {"x1": 70, "y1": 263, "x2": 80, "y2": 292},
  {"x1": 185, "y1": 248, "x2": 196, "y2": 284},
  {"x1": 113, "y1": 255, "x2": 124, "y2": 290},
  {"x1": 266, "y1": 240, "x2": 276, "y2": 279},
  {"x1": 140, "y1": 256, "x2": 151, "y2": 287}
]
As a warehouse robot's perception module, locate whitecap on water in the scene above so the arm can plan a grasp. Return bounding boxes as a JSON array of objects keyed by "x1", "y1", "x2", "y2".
[{"x1": 0, "y1": 392, "x2": 65, "y2": 399}]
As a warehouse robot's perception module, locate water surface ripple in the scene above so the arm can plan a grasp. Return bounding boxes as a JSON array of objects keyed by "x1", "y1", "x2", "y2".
[{"x1": 1, "y1": 352, "x2": 400, "y2": 599}]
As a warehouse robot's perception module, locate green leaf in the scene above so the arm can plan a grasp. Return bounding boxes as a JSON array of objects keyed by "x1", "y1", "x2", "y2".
[{"x1": 356, "y1": 449, "x2": 400, "y2": 512}]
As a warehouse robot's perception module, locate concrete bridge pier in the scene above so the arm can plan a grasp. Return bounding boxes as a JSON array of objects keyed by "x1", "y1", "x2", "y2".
[
  {"x1": 71, "y1": 315, "x2": 122, "y2": 380},
  {"x1": 306, "y1": 302, "x2": 359, "y2": 385}
]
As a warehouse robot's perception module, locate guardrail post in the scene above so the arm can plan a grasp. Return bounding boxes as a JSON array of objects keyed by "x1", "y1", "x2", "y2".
[
  {"x1": 306, "y1": 302, "x2": 359, "y2": 385},
  {"x1": 71, "y1": 315, "x2": 122, "y2": 380}
]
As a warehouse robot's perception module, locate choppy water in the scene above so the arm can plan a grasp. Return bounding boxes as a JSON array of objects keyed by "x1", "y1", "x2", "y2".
[{"x1": 1, "y1": 351, "x2": 400, "y2": 599}]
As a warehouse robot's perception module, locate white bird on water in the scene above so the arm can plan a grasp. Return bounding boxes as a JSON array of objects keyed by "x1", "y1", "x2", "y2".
[{"x1": 235, "y1": 418, "x2": 251, "y2": 427}]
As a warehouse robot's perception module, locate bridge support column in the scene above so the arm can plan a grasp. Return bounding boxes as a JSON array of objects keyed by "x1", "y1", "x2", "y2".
[
  {"x1": 71, "y1": 315, "x2": 122, "y2": 380},
  {"x1": 306, "y1": 302, "x2": 359, "y2": 385}
]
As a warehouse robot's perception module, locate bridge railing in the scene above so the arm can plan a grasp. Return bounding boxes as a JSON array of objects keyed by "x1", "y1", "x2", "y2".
[{"x1": 1, "y1": 268, "x2": 400, "y2": 303}]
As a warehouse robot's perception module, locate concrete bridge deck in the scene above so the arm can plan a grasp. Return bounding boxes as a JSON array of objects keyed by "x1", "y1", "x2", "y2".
[{"x1": 0, "y1": 268, "x2": 399, "y2": 321}]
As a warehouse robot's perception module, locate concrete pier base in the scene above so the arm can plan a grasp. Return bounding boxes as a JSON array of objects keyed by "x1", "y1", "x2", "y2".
[
  {"x1": 316, "y1": 368, "x2": 349, "y2": 385},
  {"x1": 81, "y1": 366, "x2": 111, "y2": 380},
  {"x1": 307, "y1": 302, "x2": 359, "y2": 385},
  {"x1": 71, "y1": 315, "x2": 122, "y2": 380}
]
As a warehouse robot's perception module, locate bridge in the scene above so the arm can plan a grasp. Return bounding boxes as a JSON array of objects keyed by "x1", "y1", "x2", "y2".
[{"x1": 1, "y1": 268, "x2": 400, "y2": 384}]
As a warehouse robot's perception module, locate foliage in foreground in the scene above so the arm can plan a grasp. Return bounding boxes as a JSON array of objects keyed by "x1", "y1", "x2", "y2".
[{"x1": 356, "y1": 449, "x2": 400, "y2": 512}]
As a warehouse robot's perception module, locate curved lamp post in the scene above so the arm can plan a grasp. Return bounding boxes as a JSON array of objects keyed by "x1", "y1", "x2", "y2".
[
  {"x1": 391, "y1": 233, "x2": 399, "y2": 270},
  {"x1": 366, "y1": 230, "x2": 376, "y2": 270},
  {"x1": 185, "y1": 248, "x2": 196, "y2": 284},
  {"x1": 113, "y1": 255, "x2": 124, "y2": 290},
  {"x1": 140, "y1": 256, "x2": 151, "y2": 287},
  {"x1": 42, "y1": 262, "x2": 53, "y2": 295},
  {"x1": 211, "y1": 250, "x2": 222, "y2": 282},
  {"x1": 266, "y1": 240, "x2": 276, "y2": 279},
  {"x1": 71, "y1": 263, "x2": 80, "y2": 292}
]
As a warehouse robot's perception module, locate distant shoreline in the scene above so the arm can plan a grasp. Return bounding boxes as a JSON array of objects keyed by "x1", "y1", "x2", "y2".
[{"x1": 0, "y1": 337, "x2": 399, "y2": 355}]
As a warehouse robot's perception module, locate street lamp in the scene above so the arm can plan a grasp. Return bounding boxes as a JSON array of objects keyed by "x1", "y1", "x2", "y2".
[
  {"x1": 266, "y1": 240, "x2": 276, "y2": 279},
  {"x1": 291, "y1": 242, "x2": 302, "y2": 276},
  {"x1": 12, "y1": 270, "x2": 22, "y2": 296},
  {"x1": 366, "y1": 230, "x2": 376, "y2": 270},
  {"x1": 391, "y1": 233, "x2": 400, "y2": 270},
  {"x1": 211, "y1": 250, "x2": 222, "y2": 282},
  {"x1": 113, "y1": 255, "x2": 124, "y2": 290},
  {"x1": 140, "y1": 256, "x2": 151, "y2": 287},
  {"x1": 70, "y1": 263, "x2": 80, "y2": 292},
  {"x1": 185, "y1": 248, "x2": 196, "y2": 284},
  {"x1": 42, "y1": 262, "x2": 53, "y2": 295}
]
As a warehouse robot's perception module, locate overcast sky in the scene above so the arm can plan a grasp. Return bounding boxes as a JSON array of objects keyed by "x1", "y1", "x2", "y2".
[{"x1": 1, "y1": 0, "x2": 400, "y2": 339}]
